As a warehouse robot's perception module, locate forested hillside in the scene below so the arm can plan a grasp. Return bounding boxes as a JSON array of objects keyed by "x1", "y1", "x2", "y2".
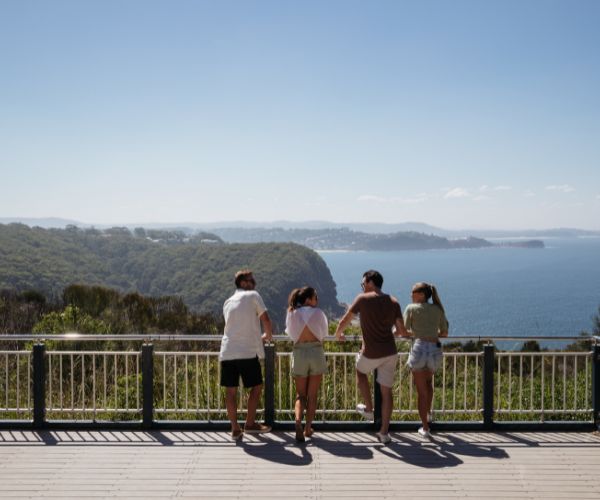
[{"x1": 0, "y1": 224, "x2": 344, "y2": 329}]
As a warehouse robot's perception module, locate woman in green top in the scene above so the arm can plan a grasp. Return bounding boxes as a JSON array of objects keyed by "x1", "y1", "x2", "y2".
[{"x1": 403, "y1": 282, "x2": 449, "y2": 439}]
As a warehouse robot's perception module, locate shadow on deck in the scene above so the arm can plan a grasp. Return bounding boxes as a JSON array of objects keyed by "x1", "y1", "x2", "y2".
[{"x1": 0, "y1": 431, "x2": 599, "y2": 498}]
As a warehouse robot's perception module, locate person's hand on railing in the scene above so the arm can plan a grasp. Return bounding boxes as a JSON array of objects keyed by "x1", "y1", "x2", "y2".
[
  {"x1": 394, "y1": 318, "x2": 410, "y2": 338},
  {"x1": 260, "y1": 312, "x2": 273, "y2": 344},
  {"x1": 334, "y1": 309, "x2": 353, "y2": 342},
  {"x1": 334, "y1": 327, "x2": 346, "y2": 342},
  {"x1": 438, "y1": 331, "x2": 448, "y2": 338}
]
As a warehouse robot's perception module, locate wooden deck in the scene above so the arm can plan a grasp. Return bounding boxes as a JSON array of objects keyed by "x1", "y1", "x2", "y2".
[{"x1": 0, "y1": 430, "x2": 599, "y2": 498}]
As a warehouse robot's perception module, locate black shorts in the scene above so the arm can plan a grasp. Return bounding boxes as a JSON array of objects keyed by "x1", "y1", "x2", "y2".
[{"x1": 220, "y1": 356, "x2": 263, "y2": 388}]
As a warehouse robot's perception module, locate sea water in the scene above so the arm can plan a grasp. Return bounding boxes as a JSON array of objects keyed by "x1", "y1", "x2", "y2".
[{"x1": 319, "y1": 238, "x2": 600, "y2": 348}]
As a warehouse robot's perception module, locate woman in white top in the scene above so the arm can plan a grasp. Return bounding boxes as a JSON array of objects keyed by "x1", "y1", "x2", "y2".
[{"x1": 285, "y1": 286, "x2": 329, "y2": 442}]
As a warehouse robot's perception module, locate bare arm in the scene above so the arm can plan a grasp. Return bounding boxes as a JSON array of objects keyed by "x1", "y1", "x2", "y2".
[
  {"x1": 395, "y1": 317, "x2": 410, "y2": 337},
  {"x1": 334, "y1": 309, "x2": 354, "y2": 342},
  {"x1": 438, "y1": 312, "x2": 449, "y2": 338},
  {"x1": 259, "y1": 311, "x2": 273, "y2": 342}
]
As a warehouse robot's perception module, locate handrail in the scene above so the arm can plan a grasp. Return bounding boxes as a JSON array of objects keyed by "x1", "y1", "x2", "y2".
[
  {"x1": 0, "y1": 333, "x2": 595, "y2": 343},
  {"x1": 0, "y1": 334, "x2": 597, "y2": 430}
]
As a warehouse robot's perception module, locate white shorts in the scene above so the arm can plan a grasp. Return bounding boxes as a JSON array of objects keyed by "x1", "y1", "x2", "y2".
[{"x1": 355, "y1": 352, "x2": 398, "y2": 388}]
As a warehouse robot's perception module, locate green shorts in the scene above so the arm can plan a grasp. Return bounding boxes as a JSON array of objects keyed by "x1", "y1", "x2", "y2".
[{"x1": 292, "y1": 342, "x2": 327, "y2": 377}]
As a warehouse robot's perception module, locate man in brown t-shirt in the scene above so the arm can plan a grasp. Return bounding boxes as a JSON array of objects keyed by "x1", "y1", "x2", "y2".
[{"x1": 335, "y1": 270, "x2": 407, "y2": 444}]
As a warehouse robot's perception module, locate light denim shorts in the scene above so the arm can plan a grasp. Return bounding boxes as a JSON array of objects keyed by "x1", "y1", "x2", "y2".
[
  {"x1": 407, "y1": 339, "x2": 443, "y2": 372},
  {"x1": 292, "y1": 342, "x2": 327, "y2": 377}
]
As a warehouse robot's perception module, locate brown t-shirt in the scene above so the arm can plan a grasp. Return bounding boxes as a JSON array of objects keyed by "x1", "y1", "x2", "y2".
[{"x1": 350, "y1": 292, "x2": 402, "y2": 359}]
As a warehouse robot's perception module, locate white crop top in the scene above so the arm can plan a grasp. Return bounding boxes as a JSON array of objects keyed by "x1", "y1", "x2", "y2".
[{"x1": 285, "y1": 306, "x2": 329, "y2": 342}]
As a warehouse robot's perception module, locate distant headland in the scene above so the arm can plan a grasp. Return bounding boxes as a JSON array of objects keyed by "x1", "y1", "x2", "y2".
[{"x1": 0, "y1": 218, "x2": 552, "y2": 252}]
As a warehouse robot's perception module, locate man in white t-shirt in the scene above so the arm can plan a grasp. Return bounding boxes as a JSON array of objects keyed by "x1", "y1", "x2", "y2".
[{"x1": 220, "y1": 269, "x2": 273, "y2": 440}]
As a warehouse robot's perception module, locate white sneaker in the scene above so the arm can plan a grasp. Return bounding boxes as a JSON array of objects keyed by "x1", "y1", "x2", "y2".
[
  {"x1": 418, "y1": 427, "x2": 432, "y2": 439},
  {"x1": 356, "y1": 403, "x2": 374, "y2": 420},
  {"x1": 376, "y1": 432, "x2": 391, "y2": 444}
]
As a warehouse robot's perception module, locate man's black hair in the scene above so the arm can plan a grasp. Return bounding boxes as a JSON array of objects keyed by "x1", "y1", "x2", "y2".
[{"x1": 363, "y1": 270, "x2": 383, "y2": 289}]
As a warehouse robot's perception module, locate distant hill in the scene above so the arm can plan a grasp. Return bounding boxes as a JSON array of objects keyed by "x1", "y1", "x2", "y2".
[
  {"x1": 3, "y1": 217, "x2": 598, "y2": 238},
  {"x1": 208, "y1": 227, "x2": 544, "y2": 251},
  {"x1": 0, "y1": 217, "x2": 82, "y2": 228},
  {"x1": 447, "y1": 227, "x2": 600, "y2": 238},
  {"x1": 0, "y1": 224, "x2": 344, "y2": 330},
  {"x1": 194, "y1": 220, "x2": 446, "y2": 234}
]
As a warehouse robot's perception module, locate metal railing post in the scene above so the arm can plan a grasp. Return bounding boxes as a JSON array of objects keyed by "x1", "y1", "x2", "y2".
[
  {"x1": 32, "y1": 343, "x2": 46, "y2": 428},
  {"x1": 592, "y1": 344, "x2": 600, "y2": 429},
  {"x1": 374, "y1": 370, "x2": 382, "y2": 429},
  {"x1": 483, "y1": 343, "x2": 495, "y2": 429},
  {"x1": 264, "y1": 343, "x2": 275, "y2": 427},
  {"x1": 142, "y1": 343, "x2": 154, "y2": 429}
]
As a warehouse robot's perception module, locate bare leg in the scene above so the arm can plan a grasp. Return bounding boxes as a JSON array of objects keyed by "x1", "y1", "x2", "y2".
[
  {"x1": 356, "y1": 370, "x2": 373, "y2": 411},
  {"x1": 379, "y1": 384, "x2": 393, "y2": 434},
  {"x1": 413, "y1": 370, "x2": 434, "y2": 431},
  {"x1": 294, "y1": 376, "x2": 308, "y2": 423},
  {"x1": 245, "y1": 384, "x2": 263, "y2": 427},
  {"x1": 426, "y1": 374, "x2": 434, "y2": 416},
  {"x1": 225, "y1": 387, "x2": 241, "y2": 432},
  {"x1": 305, "y1": 374, "x2": 322, "y2": 436},
  {"x1": 294, "y1": 376, "x2": 308, "y2": 440}
]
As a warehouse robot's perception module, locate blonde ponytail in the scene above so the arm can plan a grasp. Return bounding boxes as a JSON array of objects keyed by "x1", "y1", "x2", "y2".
[
  {"x1": 430, "y1": 285, "x2": 445, "y2": 313},
  {"x1": 413, "y1": 282, "x2": 445, "y2": 313}
]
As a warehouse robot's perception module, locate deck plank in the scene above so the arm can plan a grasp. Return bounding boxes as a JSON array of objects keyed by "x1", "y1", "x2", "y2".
[{"x1": 0, "y1": 431, "x2": 598, "y2": 498}]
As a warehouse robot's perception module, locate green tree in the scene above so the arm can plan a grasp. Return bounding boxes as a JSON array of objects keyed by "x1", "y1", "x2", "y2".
[{"x1": 33, "y1": 305, "x2": 111, "y2": 334}]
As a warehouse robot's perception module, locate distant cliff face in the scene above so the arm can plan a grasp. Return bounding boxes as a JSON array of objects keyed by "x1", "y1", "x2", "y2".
[{"x1": 0, "y1": 224, "x2": 343, "y2": 330}]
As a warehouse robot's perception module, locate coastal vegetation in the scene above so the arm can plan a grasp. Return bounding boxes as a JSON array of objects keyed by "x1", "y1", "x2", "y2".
[{"x1": 0, "y1": 223, "x2": 344, "y2": 328}]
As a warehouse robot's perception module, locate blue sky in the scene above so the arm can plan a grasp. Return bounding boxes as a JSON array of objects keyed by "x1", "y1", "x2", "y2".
[{"x1": 1, "y1": 0, "x2": 599, "y2": 229}]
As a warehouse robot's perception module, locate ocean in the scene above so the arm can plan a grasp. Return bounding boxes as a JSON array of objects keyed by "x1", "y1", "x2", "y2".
[{"x1": 319, "y1": 237, "x2": 600, "y2": 348}]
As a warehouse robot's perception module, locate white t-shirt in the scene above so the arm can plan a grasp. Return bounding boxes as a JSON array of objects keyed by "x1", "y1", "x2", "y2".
[
  {"x1": 220, "y1": 289, "x2": 268, "y2": 361},
  {"x1": 285, "y1": 306, "x2": 329, "y2": 342}
]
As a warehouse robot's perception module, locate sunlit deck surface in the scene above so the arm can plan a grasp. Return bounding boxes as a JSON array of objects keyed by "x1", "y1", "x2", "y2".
[{"x1": 0, "y1": 430, "x2": 599, "y2": 499}]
